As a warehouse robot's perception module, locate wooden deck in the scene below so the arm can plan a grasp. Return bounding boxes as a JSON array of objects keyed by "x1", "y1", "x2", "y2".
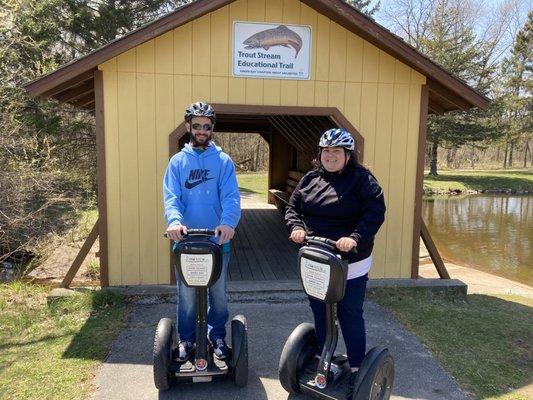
[{"x1": 229, "y1": 193, "x2": 300, "y2": 281}]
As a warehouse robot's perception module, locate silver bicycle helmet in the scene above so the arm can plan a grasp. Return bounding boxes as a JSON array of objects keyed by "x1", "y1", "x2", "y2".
[
  {"x1": 318, "y1": 128, "x2": 355, "y2": 151},
  {"x1": 184, "y1": 101, "x2": 216, "y2": 123}
]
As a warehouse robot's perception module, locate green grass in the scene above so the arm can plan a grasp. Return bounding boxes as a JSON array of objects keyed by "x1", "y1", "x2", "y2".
[
  {"x1": 371, "y1": 290, "x2": 533, "y2": 400},
  {"x1": 0, "y1": 282, "x2": 129, "y2": 400},
  {"x1": 237, "y1": 172, "x2": 268, "y2": 201},
  {"x1": 86, "y1": 260, "x2": 100, "y2": 279},
  {"x1": 424, "y1": 169, "x2": 533, "y2": 194}
]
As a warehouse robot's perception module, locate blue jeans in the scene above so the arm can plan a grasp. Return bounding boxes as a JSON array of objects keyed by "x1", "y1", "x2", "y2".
[
  {"x1": 309, "y1": 274, "x2": 368, "y2": 367},
  {"x1": 177, "y1": 252, "x2": 230, "y2": 342}
]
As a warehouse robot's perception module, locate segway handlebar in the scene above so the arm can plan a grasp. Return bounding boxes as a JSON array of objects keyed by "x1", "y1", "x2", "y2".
[
  {"x1": 304, "y1": 236, "x2": 358, "y2": 254},
  {"x1": 163, "y1": 229, "x2": 217, "y2": 238},
  {"x1": 183, "y1": 229, "x2": 217, "y2": 237}
]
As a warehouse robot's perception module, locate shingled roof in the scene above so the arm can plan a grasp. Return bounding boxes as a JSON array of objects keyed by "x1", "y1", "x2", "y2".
[{"x1": 24, "y1": 0, "x2": 489, "y2": 113}]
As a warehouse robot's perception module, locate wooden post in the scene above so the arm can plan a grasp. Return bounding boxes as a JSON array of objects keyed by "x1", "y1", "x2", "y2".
[
  {"x1": 94, "y1": 70, "x2": 109, "y2": 286},
  {"x1": 60, "y1": 220, "x2": 100, "y2": 288},
  {"x1": 420, "y1": 220, "x2": 450, "y2": 279},
  {"x1": 411, "y1": 85, "x2": 429, "y2": 279}
]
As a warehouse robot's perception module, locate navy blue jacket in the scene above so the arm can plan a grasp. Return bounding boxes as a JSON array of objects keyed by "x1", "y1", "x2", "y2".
[{"x1": 285, "y1": 165, "x2": 386, "y2": 263}]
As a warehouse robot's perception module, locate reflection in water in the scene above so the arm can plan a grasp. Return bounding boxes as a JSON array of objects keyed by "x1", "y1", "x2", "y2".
[{"x1": 423, "y1": 195, "x2": 532, "y2": 286}]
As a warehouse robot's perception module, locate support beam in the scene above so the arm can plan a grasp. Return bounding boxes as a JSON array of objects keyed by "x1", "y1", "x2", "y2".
[
  {"x1": 55, "y1": 80, "x2": 94, "y2": 103},
  {"x1": 420, "y1": 220, "x2": 450, "y2": 279},
  {"x1": 73, "y1": 92, "x2": 96, "y2": 107},
  {"x1": 428, "y1": 101, "x2": 447, "y2": 115},
  {"x1": 428, "y1": 79, "x2": 473, "y2": 112},
  {"x1": 61, "y1": 220, "x2": 99, "y2": 288},
  {"x1": 39, "y1": 69, "x2": 96, "y2": 98},
  {"x1": 94, "y1": 70, "x2": 109, "y2": 286},
  {"x1": 412, "y1": 85, "x2": 429, "y2": 279}
]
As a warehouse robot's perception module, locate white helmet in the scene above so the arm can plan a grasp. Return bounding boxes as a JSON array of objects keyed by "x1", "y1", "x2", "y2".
[
  {"x1": 319, "y1": 128, "x2": 355, "y2": 151},
  {"x1": 184, "y1": 101, "x2": 216, "y2": 122}
]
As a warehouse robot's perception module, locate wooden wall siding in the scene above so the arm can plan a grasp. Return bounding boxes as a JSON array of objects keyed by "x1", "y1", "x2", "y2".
[{"x1": 99, "y1": 0, "x2": 426, "y2": 284}]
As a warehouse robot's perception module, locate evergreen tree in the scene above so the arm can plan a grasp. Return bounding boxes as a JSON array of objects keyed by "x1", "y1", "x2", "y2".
[
  {"x1": 344, "y1": 0, "x2": 380, "y2": 17},
  {"x1": 420, "y1": 0, "x2": 497, "y2": 175},
  {"x1": 58, "y1": 0, "x2": 183, "y2": 54}
]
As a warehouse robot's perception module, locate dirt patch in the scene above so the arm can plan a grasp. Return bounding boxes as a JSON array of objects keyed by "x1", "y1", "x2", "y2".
[{"x1": 26, "y1": 235, "x2": 100, "y2": 287}]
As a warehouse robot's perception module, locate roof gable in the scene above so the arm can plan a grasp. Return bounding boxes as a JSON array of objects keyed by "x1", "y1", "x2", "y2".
[{"x1": 24, "y1": 0, "x2": 489, "y2": 113}]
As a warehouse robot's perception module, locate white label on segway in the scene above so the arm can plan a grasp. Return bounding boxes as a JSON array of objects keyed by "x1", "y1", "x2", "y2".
[
  {"x1": 300, "y1": 257, "x2": 330, "y2": 301},
  {"x1": 180, "y1": 254, "x2": 213, "y2": 286}
]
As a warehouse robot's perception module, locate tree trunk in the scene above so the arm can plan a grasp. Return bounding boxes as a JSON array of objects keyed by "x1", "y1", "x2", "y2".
[
  {"x1": 429, "y1": 142, "x2": 439, "y2": 176},
  {"x1": 446, "y1": 148, "x2": 456, "y2": 168},
  {"x1": 425, "y1": 144, "x2": 432, "y2": 169},
  {"x1": 503, "y1": 143, "x2": 508, "y2": 169},
  {"x1": 509, "y1": 140, "x2": 514, "y2": 167},
  {"x1": 255, "y1": 142, "x2": 260, "y2": 171},
  {"x1": 524, "y1": 140, "x2": 530, "y2": 168}
]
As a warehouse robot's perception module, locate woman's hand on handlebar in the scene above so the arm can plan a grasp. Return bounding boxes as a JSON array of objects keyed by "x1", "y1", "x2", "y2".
[
  {"x1": 290, "y1": 228, "x2": 306, "y2": 243},
  {"x1": 336, "y1": 237, "x2": 357, "y2": 252},
  {"x1": 166, "y1": 224, "x2": 188, "y2": 241}
]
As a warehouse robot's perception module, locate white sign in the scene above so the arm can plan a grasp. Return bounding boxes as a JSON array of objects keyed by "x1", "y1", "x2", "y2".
[
  {"x1": 233, "y1": 21, "x2": 311, "y2": 80},
  {"x1": 180, "y1": 254, "x2": 213, "y2": 286},
  {"x1": 300, "y1": 257, "x2": 330, "y2": 300}
]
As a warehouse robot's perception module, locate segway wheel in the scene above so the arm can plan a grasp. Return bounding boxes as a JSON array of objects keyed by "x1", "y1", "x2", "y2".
[
  {"x1": 278, "y1": 322, "x2": 318, "y2": 394},
  {"x1": 153, "y1": 318, "x2": 174, "y2": 391},
  {"x1": 231, "y1": 315, "x2": 248, "y2": 387},
  {"x1": 352, "y1": 347, "x2": 394, "y2": 400}
]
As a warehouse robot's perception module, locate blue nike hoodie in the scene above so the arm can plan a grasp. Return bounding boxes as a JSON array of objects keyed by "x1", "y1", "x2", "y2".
[{"x1": 163, "y1": 142, "x2": 241, "y2": 237}]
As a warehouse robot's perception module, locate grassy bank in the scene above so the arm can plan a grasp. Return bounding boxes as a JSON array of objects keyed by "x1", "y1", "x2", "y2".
[
  {"x1": 423, "y1": 169, "x2": 533, "y2": 195},
  {"x1": 237, "y1": 173, "x2": 268, "y2": 201},
  {"x1": 0, "y1": 283, "x2": 129, "y2": 400},
  {"x1": 371, "y1": 290, "x2": 533, "y2": 400}
]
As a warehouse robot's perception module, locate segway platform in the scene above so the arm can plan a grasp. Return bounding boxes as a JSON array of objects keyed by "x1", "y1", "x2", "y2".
[
  {"x1": 172, "y1": 354, "x2": 229, "y2": 383},
  {"x1": 298, "y1": 355, "x2": 352, "y2": 399}
]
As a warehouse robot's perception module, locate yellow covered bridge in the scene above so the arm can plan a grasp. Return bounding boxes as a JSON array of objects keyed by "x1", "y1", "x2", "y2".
[{"x1": 24, "y1": 0, "x2": 488, "y2": 287}]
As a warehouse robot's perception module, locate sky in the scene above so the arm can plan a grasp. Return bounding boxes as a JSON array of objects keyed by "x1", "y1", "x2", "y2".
[{"x1": 374, "y1": 0, "x2": 531, "y2": 61}]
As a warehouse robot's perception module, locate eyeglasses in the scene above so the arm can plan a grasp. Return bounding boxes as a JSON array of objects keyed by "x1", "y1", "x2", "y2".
[{"x1": 191, "y1": 123, "x2": 213, "y2": 131}]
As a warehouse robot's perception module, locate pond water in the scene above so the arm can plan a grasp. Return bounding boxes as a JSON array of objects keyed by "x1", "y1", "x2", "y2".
[{"x1": 422, "y1": 195, "x2": 532, "y2": 286}]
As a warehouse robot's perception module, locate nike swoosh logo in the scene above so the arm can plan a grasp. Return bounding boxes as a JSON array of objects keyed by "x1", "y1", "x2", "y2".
[{"x1": 184, "y1": 177, "x2": 214, "y2": 189}]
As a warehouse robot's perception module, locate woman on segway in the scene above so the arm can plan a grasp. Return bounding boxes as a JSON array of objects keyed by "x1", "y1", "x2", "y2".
[{"x1": 285, "y1": 128, "x2": 386, "y2": 386}]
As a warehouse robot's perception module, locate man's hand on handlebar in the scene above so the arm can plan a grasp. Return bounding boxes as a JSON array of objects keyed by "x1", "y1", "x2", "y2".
[
  {"x1": 166, "y1": 224, "x2": 188, "y2": 241},
  {"x1": 336, "y1": 237, "x2": 357, "y2": 252},
  {"x1": 289, "y1": 228, "x2": 306, "y2": 243},
  {"x1": 215, "y1": 224, "x2": 235, "y2": 245}
]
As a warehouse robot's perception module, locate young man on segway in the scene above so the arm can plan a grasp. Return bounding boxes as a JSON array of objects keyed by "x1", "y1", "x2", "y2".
[
  {"x1": 163, "y1": 101, "x2": 241, "y2": 362},
  {"x1": 285, "y1": 128, "x2": 387, "y2": 396}
]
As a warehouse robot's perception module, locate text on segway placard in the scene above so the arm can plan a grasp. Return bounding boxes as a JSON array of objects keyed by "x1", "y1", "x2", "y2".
[
  {"x1": 180, "y1": 254, "x2": 213, "y2": 286},
  {"x1": 300, "y1": 257, "x2": 330, "y2": 301}
]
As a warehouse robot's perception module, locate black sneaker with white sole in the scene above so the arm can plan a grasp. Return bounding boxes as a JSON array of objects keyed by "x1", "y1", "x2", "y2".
[
  {"x1": 175, "y1": 340, "x2": 194, "y2": 362},
  {"x1": 211, "y1": 338, "x2": 230, "y2": 360}
]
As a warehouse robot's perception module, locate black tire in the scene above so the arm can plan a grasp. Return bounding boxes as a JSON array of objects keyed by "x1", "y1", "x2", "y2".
[
  {"x1": 153, "y1": 318, "x2": 174, "y2": 391},
  {"x1": 231, "y1": 315, "x2": 248, "y2": 387},
  {"x1": 352, "y1": 347, "x2": 394, "y2": 400},
  {"x1": 278, "y1": 322, "x2": 317, "y2": 394}
]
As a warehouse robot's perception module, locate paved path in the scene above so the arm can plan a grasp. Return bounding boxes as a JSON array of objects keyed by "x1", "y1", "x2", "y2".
[
  {"x1": 419, "y1": 263, "x2": 533, "y2": 297},
  {"x1": 90, "y1": 295, "x2": 466, "y2": 400}
]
